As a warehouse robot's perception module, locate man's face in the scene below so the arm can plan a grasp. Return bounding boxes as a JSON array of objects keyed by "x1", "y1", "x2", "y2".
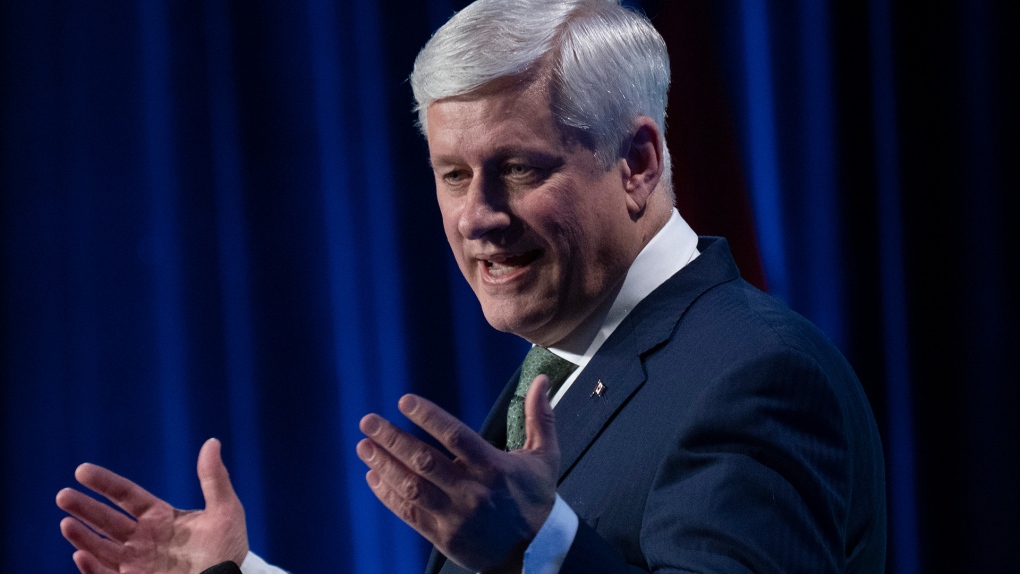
[{"x1": 427, "y1": 82, "x2": 641, "y2": 346}]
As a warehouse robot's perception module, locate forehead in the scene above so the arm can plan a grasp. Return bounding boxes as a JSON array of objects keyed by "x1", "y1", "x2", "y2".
[{"x1": 425, "y1": 83, "x2": 566, "y2": 163}]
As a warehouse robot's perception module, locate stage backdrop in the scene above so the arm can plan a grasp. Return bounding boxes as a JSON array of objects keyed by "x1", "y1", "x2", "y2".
[{"x1": 1, "y1": 1, "x2": 1016, "y2": 573}]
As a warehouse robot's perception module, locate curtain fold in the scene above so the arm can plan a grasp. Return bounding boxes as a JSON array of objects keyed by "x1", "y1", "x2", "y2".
[{"x1": 2, "y1": 1, "x2": 1015, "y2": 572}]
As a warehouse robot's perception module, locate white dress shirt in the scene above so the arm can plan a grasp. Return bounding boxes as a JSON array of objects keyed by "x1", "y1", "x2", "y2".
[
  {"x1": 240, "y1": 550, "x2": 286, "y2": 574},
  {"x1": 242, "y1": 210, "x2": 700, "y2": 574},
  {"x1": 521, "y1": 209, "x2": 699, "y2": 574}
]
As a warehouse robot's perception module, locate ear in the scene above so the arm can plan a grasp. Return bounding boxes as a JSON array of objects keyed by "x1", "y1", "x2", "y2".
[{"x1": 622, "y1": 117, "x2": 664, "y2": 217}]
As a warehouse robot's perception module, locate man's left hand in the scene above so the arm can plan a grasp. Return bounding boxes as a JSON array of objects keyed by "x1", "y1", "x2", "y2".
[{"x1": 357, "y1": 375, "x2": 559, "y2": 573}]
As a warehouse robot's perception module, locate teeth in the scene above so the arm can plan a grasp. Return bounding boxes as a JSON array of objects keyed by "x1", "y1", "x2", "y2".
[
  {"x1": 489, "y1": 261, "x2": 516, "y2": 276},
  {"x1": 487, "y1": 253, "x2": 513, "y2": 264},
  {"x1": 482, "y1": 250, "x2": 538, "y2": 276}
]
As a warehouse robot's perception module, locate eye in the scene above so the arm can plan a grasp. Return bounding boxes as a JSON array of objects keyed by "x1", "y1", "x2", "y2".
[
  {"x1": 500, "y1": 162, "x2": 552, "y2": 189},
  {"x1": 443, "y1": 169, "x2": 468, "y2": 184},
  {"x1": 502, "y1": 163, "x2": 532, "y2": 177}
]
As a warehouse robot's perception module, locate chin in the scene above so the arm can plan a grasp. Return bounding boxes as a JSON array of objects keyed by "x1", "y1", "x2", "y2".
[{"x1": 480, "y1": 304, "x2": 557, "y2": 343}]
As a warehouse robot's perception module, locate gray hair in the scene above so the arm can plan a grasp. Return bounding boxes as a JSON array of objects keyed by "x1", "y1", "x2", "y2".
[{"x1": 411, "y1": 0, "x2": 672, "y2": 192}]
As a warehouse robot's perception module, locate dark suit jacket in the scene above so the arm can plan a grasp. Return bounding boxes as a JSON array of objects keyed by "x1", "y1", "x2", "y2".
[{"x1": 429, "y1": 237, "x2": 886, "y2": 574}]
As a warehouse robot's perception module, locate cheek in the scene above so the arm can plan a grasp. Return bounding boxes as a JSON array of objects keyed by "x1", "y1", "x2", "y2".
[
  {"x1": 436, "y1": 203, "x2": 470, "y2": 269},
  {"x1": 442, "y1": 225, "x2": 470, "y2": 273},
  {"x1": 558, "y1": 202, "x2": 627, "y2": 288},
  {"x1": 548, "y1": 203, "x2": 602, "y2": 258},
  {"x1": 437, "y1": 198, "x2": 461, "y2": 240}
]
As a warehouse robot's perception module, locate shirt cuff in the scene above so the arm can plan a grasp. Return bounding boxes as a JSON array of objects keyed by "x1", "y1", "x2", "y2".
[
  {"x1": 240, "y1": 551, "x2": 289, "y2": 574},
  {"x1": 522, "y1": 494, "x2": 580, "y2": 574}
]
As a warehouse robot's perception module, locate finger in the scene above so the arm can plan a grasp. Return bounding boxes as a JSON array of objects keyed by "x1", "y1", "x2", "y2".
[
  {"x1": 397, "y1": 394, "x2": 495, "y2": 465},
  {"x1": 360, "y1": 413, "x2": 463, "y2": 490},
  {"x1": 74, "y1": 463, "x2": 165, "y2": 519},
  {"x1": 197, "y1": 438, "x2": 238, "y2": 508},
  {"x1": 363, "y1": 468, "x2": 442, "y2": 543},
  {"x1": 356, "y1": 437, "x2": 450, "y2": 509},
  {"x1": 522, "y1": 375, "x2": 558, "y2": 456},
  {"x1": 59, "y1": 517, "x2": 122, "y2": 572},
  {"x1": 71, "y1": 549, "x2": 120, "y2": 574},
  {"x1": 55, "y1": 487, "x2": 136, "y2": 542}
]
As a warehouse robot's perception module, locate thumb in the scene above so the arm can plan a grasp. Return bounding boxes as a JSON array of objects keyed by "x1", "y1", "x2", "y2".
[
  {"x1": 522, "y1": 375, "x2": 559, "y2": 457},
  {"x1": 197, "y1": 438, "x2": 239, "y2": 509}
]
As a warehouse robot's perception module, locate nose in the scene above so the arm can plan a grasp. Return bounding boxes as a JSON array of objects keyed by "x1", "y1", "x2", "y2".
[{"x1": 457, "y1": 177, "x2": 511, "y2": 240}]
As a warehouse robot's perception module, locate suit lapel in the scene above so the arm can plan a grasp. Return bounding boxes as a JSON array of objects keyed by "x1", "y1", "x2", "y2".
[
  {"x1": 426, "y1": 238, "x2": 739, "y2": 570},
  {"x1": 552, "y1": 237, "x2": 739, "y2": 481},
  {"x1": 553, "y1": 332, "x2": 646, "y2": 480},
  {"x1": 478, "y1": 365, "x2": 521, "y2": 447}
]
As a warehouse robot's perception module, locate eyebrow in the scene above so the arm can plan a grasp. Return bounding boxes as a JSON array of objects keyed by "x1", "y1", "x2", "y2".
[
  {"x1": 427, "y1": 155, "x2": 456, "y2": 169},
  {"x1": 429, "y1": 146, "x2": 562, "y2": 170}
]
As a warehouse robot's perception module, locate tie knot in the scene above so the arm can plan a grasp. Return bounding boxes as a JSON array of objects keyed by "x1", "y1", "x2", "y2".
[
  {"x1": 518, "y1": 346, "x2": 577, "y2": 397},
  {"x1": 506, "y1": 346, "x2": 577, "y2": 451}
]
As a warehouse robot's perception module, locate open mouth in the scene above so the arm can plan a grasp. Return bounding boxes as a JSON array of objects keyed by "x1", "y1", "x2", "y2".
[{"x1": 483, "y1": 250, "x2": 542, "y2": 277}]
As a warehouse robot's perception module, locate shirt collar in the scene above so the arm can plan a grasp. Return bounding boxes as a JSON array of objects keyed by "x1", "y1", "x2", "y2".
[{"x1": 546, "y1": 208, "x2": 700, "y2": 405}]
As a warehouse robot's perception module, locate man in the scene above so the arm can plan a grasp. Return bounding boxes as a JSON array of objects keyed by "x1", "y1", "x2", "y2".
[{"x1": 56, "y1": 1, "x2": 886, "y2": 573}]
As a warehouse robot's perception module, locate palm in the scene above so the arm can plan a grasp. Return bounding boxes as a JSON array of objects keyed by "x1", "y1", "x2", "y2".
[
  {"x1": 118, "y1": 509, "x2": 217, "y2": 573},
  {"x1": 56, "y1": 439, "x2": 248, "y2": 574}
]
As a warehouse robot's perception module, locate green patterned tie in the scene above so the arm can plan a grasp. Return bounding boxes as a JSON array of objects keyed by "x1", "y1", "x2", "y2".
[{"x1": 506, "y1": 346, "x2": 577, "y2": 451}]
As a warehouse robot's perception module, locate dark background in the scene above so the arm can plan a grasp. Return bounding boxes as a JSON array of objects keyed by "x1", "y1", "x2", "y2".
[{"x1": 1, "y1": 1, "x2": 1016, "y2": 572}]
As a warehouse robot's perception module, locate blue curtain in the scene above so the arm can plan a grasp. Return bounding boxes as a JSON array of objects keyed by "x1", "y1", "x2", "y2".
[{"x1": 1, "y1": 1, "x2": 1015, "y2": 573}]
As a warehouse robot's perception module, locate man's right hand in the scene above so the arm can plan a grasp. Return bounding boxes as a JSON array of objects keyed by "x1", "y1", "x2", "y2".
[{"x1": 56, "y1": 438, "x2": 249, "y2": 574}]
